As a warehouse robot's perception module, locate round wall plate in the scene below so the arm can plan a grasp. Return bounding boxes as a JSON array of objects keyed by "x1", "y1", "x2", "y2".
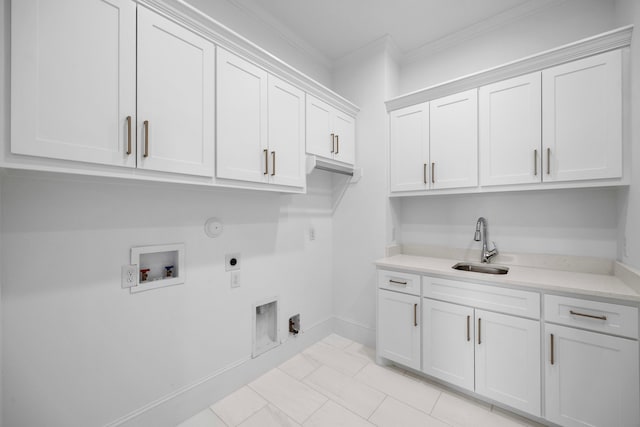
[{"x1": 204, "y1": 217, "x2": 223, "y2": 238}]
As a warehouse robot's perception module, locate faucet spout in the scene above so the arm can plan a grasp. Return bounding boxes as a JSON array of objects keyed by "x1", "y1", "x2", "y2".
[{"x1": 474, "y1": 217, "x2": 498, "y2": 263}]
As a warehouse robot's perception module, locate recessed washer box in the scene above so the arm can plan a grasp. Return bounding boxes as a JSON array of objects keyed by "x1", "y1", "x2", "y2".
[{"x1": 130, "y1": 243, "x2": 185, "y2": 293}]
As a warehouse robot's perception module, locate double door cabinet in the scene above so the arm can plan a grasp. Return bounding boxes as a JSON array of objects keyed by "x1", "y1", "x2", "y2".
[
  {"x1": 376, "y1": 269, "x2": 640, "y2": 426},
  {"x1": 390, "y1": 49, "x2": 624, "y2": 193},
  {"x1": 306, "y1": 96, "x2": 356, "y2": 166}
]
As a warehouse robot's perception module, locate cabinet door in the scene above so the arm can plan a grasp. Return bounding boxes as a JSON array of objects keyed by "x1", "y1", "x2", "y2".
[
  {"x1": 377, "y1": 290, "x2": 420, "y2": 370},
  {"x1": 216, "y1": 49, "x2": 269, "y2": 183},
  {"x1": 480, "y1": 73, "x2": 542, "y2": 186},
  {"x1": 306, "y1": 95, "x2": 334, "y2": 159},
  {"x1": 475, "y1": 310, "x2": 541, "y2": 416},
  {"x1": 545, "y1": 324, "x2": 639, "y2": 427},
  {"x1": 430, "y1": 89, "x2": 478, "y2": 189},
  {"x1": 422, "y1": 299, "x2": 474, "y2": 391},
  {"x1": 542, "y1": 50, "x2": 622, "y2": 182},
  {"x1": 11, "y1": 0, "x2": 136, "y2": 167},
  {"x1": 333, "y1": 111, "x2": 356, "y2": 165},
  {"x1": 389, "y1": 103, "x2": 429, "y2": 192},
  {"x1": 137, "y1": 7, "x2": 215, "y2": 176},
  {"x1": 267, "y1": 76, "x2": 305, "y2": 188}
]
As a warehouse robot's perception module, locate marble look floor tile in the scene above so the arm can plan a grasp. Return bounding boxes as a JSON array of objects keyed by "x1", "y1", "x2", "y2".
[
  {"x1": 354, "y1": 363, "x2": 441, "y2": 414},
  {"x1": 303, "y1": 365, "x2": 385, "y2": 419},
  {"x1": 321, "y1": 334, "x2": 353, "y2": 349},
  {"x1": 303, "y1": 342, "x2": 368, "y2": 376},
  {"x1": 369, "y1": 397, "x2": 450, "y2": 427},
  {"x1": 344, "y1": 341, "x2": 376, "y2": 363},
  {"x1": 177, "y1": 408, "x2": 227, "y2": 427},
  {"x1": 302, "y1": 401, "x2": 374, "y2": 427},
  {"x1": 279, "y1": 353, "x2": 320, "y2": 380},
  {"x1": 210, "y1": 386, "x2": 267, "y2": 426},
  {"x1": 249, "y1": 368, "x2": 327, "y2": 424},
  {"x1": 431, "y1": 392, "x2": 501, "y2": 427},
  {"x1": 237, "y1": 405, "x2": 300, "y2": 427}
]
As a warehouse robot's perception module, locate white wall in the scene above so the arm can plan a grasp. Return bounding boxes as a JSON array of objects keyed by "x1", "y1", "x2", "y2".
[
  {"x1": 183, "y1": 0, "x2": 333, "y2": 88},
  {"x1": 394, "y1": 0, "x2": 625, "y2": 261},
  {"x1": 330, "y1": 40, "x2": 398, "y2": 346}
]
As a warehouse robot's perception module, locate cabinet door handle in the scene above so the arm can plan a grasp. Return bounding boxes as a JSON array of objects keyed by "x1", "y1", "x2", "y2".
[
  {"x1": 431, "y1": 162, "x2": 435, "y2": 184},
  {"x1": 143, "y1": 120, "x2": 149, "y2": 158},
  {"x1": 271, "y1": 151, "x2": 276, "y2": 176},
  {"x1": 389, "y1": 279, "x2": 407, "y2": 286},
  {"x1": 467, "y1": 315, "x2": 470, "y2": 342},
  {"x1": 533, "y1": 149, "x2": 537, "y2": 176},
  {"x1": 263, "y1": 149, "x2": 269, "y2": 175},
  {"x1": 477, "y1": 318, "x2": 481, "y2": 344},
  {"x1": 335, "y1": 135, "x2": 339, "y2": 154},
  {"x1": 414, "y1": 303, "x2": 418, "y2": 327},
  {"x1": 547, "y1": 147, "x2": 551, "y2": 175},
  {"x1": 330, "y1": 133, "x2": 335, "y2": 153},
  {"x1": 423, "y1": 163, "x2": 427, "y2": 184},
  {"x1": 550, "y1": 333, "x2": 555, "y2": 365},
  {"x1": 126, "y1": 116, "x2": 132, "y2": 155},
  {"x1": 569, "y1": 310, "x2": 607, "y2": 321}
]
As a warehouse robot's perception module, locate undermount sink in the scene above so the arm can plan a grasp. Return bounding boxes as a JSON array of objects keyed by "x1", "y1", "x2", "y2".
[{"x1": 452, "y1": 262, "x2": 509, "y2": 275}]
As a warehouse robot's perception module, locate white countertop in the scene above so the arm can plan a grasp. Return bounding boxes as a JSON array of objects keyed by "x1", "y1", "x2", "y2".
[{"x1": 376, "y1": 254, "x2": 640, "y2": 303}]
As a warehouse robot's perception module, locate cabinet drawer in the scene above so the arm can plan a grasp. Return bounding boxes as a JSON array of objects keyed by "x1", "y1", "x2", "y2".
[
  {"x1": 544, "y1": 295, "x2": 638, "y2": 339},
  {"x1": 378, "y1": 270, "x2": 421, "y2": 296},
  {"x1": 423, "y1": 275, "x2": 540, "y2": 319}
]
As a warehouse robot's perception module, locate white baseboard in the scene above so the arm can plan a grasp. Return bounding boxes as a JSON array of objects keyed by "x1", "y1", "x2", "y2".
[
  {"x1": 332, "y1": 315, "x2": 376, "y2": 348},
  {"x1": 106, "y1": 317, "x2": 334, "y2": 427}
]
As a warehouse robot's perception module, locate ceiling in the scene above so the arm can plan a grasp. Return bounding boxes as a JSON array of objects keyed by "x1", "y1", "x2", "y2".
[{"x1": 228, "y1": 0, "x2": 563, "y2": 61}]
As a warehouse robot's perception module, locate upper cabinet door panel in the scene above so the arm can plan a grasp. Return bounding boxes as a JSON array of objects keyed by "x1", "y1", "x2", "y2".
[
  {"x1": 480, "y1": 72, "x2": 542, "y2": 186},
  {"x1": 137, "y1": 7, "x2": 215, "y2": 177},
  {"x1": 306, "y1": 95, "x2": 333, "y2": 158},
  {"x1": 389, "y1": 103, "x2": 429, "y2": 192},
  {"x1": 216, "y1": 48, "x2": 269, "y2": 183},
  {"x1": 333, "y1": 111, "x2": 356, "y2": 166},
  {"x1": 430, "y1": 89, "x2": 478, "y2": 189},
  {"x1": 268, "y1": 75, "x2": 305, "y2": 188},
  {"x1": 11, "y1": 0, "x2": 136, "y2": 167},
  {"x1": 542, "y1": 50, "x2": 622, "y2": 182}
]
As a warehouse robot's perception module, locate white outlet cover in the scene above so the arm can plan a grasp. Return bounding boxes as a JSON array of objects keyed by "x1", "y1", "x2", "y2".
[
  {"x1": 121, "y1": 264, "x2": 138, "y2": 289},
  {"x1": 204, "y1": 217, "x2": 223, "y2": 238}
]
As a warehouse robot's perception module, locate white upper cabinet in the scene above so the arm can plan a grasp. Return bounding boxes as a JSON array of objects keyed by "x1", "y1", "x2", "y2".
[
  {"x1": 480, "y1": 72, "x2": 542, "y2": 186},
  {"x1": 216, "y1": 49, "x2": 305, "y2": 188},
  {"x1": 137, "y1": 7, "x2": 215, "y2": 177},
  {"x1": 267, "y1": 75, "x2": 306, "y2": 188},
  {"x1": 216, "y1": 48, "x2": 269, "y2": 184},
  {"x1": 389, "y1": 103, "x2": 430, "y2": 192},
  {"x1": 306, "y1": 95, "x2": 356, "y2": 166},
  {"x1": 542, "y1": 50, "x2": 622, "y2": 182},
  {"x1": 429, "y1": 89, "x2": 478, "y2": 189},
  {"x1": 11, "y1": 0, "x2": 136, "y2": 167}
]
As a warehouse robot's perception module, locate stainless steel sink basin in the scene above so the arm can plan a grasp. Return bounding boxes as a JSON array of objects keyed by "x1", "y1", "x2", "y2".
[{"x1": 452, "y1": 262, "x2": 509, "y2": 275}]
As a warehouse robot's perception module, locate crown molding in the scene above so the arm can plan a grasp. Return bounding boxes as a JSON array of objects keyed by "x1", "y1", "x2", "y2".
[
  {"x1": 386, "y1": 25, "x2": 633, "y2": 112},
  {"x1": 137, "y1": 0, "x2": 359, "y2": 116}
]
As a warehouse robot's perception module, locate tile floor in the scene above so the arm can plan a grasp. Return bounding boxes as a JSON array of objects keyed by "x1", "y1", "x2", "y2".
[{"x1": 177, "y1": 334, "x2": 542, "y2": 427}]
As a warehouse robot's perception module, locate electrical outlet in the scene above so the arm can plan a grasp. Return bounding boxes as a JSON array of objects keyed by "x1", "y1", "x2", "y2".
[
  {"x1": 225, "y1": 253, "x2": 241, "y2": 271},
  {"x1": 121, "y1": 264, "x2": 138, "y2": 289},
  {"x1": 309, "y1": 227, "x2": 316, "y2": 241},
  {"x1": 230, "y1": 271, "x2": 241, "y2": 288}
]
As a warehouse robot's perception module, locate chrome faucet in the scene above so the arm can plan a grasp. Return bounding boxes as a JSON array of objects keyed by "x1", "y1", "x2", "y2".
[{"x1": 474, "y1": 217, "x2": 498, "y2": 263}]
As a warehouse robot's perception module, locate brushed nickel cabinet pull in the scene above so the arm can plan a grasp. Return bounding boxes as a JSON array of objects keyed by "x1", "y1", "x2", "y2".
[
  {"x1": 478, "y1": 318, "x2": 481, "y2": 344},
  {"x1": 423, "y1": 163, "x2": 427, "y2": 184},
  {"x1": 547, "y1": 147, "x2": 551, "y2": 175},
  {"x1": 550, "y1": 333, "x2": 555, "y2": 365},
  {"x1": 271, "y1": 151, "x2": 276, "y2": 176},
  {"x1": 431, "y1": 162, "x2": 435, "y2": 184},
  {"x1": 467, "y1": 315, "x2": 470, "y2": 342},
  {"x1": 534, "y1": 149, "x2": 538, "y2": 176},
  {"x1": 336, "y1": 135, "x2": 339, "y2": 154},
  {"x1": 263, "y1": 149, "x2": 269, "y2": 175},
  {"x1": 414, "y1": 303, "x2": 418, "y2": 327},
  {"x1": 330, "y1": 133, "x2": 335, "y2": 153},
  {"x1": 389, "y1": 279, "x2": 407, "y2": 286},
  {"x1": 126, "y1": 116, "x2": 132, "y2": 155},
  {"x1": 143, "y1": 120, "x2": 149, "y2": 158},
  {"x1": 570, "y1": 310, "x2": 607, "y2": 321}
]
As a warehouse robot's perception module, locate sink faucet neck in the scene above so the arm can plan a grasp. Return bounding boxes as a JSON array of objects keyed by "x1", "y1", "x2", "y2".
[{"x1": 474, "y1": 217, "x2": 498, "y2": 263}]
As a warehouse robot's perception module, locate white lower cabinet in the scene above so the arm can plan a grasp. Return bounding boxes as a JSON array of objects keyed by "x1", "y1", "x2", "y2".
[
  {"x1": 422, "y1": 298, "x2": 541, "y2": 416},
  {"x1": 545, "y1": 323, "x2": 639, "y2": 427},
  {"x1": 377, "y1": 289, "x2": 421, "y2": 370}
]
